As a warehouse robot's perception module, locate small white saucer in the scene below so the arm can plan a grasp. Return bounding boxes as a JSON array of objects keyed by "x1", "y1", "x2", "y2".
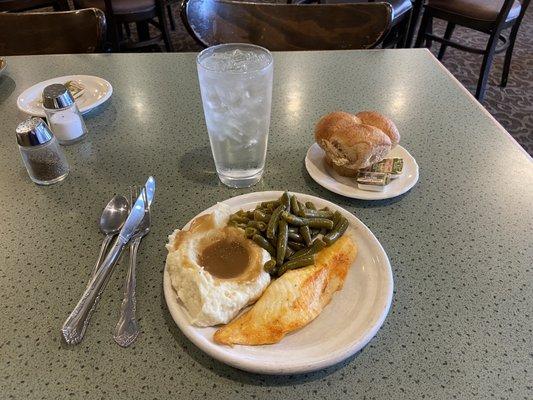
[
  {"x1": 17, "y1": 75, "x2": 112, "y2": 117},
  {"x1": 305, "y1": 143, "x2": 419, "y2": 200}
]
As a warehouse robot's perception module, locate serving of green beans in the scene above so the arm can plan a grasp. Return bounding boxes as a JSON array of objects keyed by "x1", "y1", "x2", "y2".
[{"x1": 229, "y1": 192, "x2": 349, "y2": 277}]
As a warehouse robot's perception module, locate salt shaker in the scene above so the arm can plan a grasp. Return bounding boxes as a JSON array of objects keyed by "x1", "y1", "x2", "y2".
[
  {"x1": 16, "y1": 117, "x2": 69, "y2": 185},
  {"x1": 43, "y1": 83, "x2": 87, "y2": 144}
]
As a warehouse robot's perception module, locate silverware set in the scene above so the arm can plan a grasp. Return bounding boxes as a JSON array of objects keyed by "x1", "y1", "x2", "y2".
[{"x1": 61, "y1": 176, "x2": 155, "y2": 346}]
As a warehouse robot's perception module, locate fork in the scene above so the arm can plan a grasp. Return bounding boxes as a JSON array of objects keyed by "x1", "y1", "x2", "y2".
[{"x1": 113, "y1": 185, "x2": 151, "y2": 347}]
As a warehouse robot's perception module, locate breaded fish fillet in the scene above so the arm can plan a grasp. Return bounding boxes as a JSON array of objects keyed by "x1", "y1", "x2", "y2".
[{"x1": 214, "y1": 235, "x2": 357, "y2": 345}]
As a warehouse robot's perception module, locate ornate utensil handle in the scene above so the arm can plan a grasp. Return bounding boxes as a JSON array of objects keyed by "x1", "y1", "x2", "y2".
[
  {"x1": 114, "y1": 237, "x2": 141, "y2": 347},
  {"x1": 61, "y1": 238, "x2": 125, "y2": 345}
]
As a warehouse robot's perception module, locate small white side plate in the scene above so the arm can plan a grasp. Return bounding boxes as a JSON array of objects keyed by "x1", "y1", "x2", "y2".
[
  {"x1": 17, "y1": 75, "x2": 112, "y2": 117},
  {"x1": 163, "y1": 191, "x2": 393, "y2": 375},
  {"x1": 305, "y1": 143, "x2": 419, "y2": 200}
]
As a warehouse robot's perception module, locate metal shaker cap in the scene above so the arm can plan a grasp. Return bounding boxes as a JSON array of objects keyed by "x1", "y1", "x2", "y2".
[
  {"x1": 42, "y1": 83, "x2": 74, "y2": 109},
  {"x1": 16, "y1": 117, "x2": 54, "y2": 146}
]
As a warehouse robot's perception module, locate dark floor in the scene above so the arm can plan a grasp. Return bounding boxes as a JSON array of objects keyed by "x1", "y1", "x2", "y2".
[{"x1": 161, "y1": 4, "x2": 532, "y2": 156}]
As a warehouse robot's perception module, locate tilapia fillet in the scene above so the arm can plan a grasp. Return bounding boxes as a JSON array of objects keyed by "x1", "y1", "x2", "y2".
[{"x1": 214, "y1": 235, "x2": 358, "y2": 345}]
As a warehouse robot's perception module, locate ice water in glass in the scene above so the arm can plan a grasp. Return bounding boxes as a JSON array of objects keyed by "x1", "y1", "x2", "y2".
[{"x1": 197, "y1": 43, "x2": 273, "y2": 188}]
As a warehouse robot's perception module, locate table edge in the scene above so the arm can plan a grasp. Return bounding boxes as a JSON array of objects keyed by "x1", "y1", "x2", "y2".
[{"x1": 423, "y1": 49, "x2": 532, "y2": 162}]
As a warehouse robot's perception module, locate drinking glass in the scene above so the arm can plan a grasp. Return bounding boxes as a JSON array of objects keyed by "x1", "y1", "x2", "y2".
[{"x1": 197, "y1": 43, "x2": 273, "y2": 188}]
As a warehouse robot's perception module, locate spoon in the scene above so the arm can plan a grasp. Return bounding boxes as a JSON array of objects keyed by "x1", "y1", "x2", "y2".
[{"x1": 92, "y1": 195, "x2": 130, "y2": 276}]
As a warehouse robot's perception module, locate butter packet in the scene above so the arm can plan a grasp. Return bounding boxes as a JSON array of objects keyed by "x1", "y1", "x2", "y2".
[
  {"x1": 363, "y1": 158, "x2": 403, "y2": 178},
  {"x1": 356, "y1": 171, "x2": 391, "y2": 192},
  {"x1": 65, "y1": 80, "x2": 85, "y2": 99}
]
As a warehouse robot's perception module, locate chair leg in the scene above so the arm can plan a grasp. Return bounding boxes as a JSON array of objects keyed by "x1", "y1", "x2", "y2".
[
  {"x1": 425, "y1": 17, "x2": 434, "y2": 49},
  {"x1": 406, "y1": 0, "x2": 424, "y2": 48},
  {"x1": 476, "y1": 34, "x2": 499, "y2": 102},
  {"x1": 397, "y1": 9, "x2": 413, "y2": 48},
  {"x1": 158, "y1": 3, "x2": 174, "y2": 51},
  {"x1": 124, "y1": 22, "x2": 131, "y2": 39},
  {"x1": 415, "y1": 10, "x2": 431, "y2": 48},
  {"x1": 167, "y1": 4, "x2": 176, "y2": 31},
  {"x1": 437, "y1": 22, "x2": 455, "y2": 61},
  {"x1": 501, "y1": 23, "x2": 520, "y2": 87},
  {"x1": 137, "y1": 21, "x2": 150, "y2": 42}
]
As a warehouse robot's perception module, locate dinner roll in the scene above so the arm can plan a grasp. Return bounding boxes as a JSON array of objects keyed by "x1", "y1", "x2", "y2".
[
  {"x1": 314, "y1": 111, "x2": 362, "y2": 143},
  {"x1": 355, "y1": 111, "x2": 400, "y2": 147},
  {"x1": 316, "y1": 118, "x2": 392, "y2": 176}
]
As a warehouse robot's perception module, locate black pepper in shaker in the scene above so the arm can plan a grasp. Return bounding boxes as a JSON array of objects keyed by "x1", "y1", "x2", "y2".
[{"x1": 16, "y1": 117, "x2": 69, "y2": 185}]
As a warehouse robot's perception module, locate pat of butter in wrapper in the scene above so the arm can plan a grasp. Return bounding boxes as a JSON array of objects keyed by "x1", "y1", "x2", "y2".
[
  {"x1": 356, "y1": 171, "x2": 391, "y2": 192},
  {"x1": 362, "y1": 158, "x2": 403, "y2": 178}
]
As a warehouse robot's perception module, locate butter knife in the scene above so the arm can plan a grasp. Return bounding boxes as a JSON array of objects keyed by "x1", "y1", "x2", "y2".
[{"x1": 61, "y1": 177, "x2": 152, "y2": 345}]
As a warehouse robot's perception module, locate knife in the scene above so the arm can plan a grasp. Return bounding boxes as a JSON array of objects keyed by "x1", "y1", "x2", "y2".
[{"x1": 61, "y1": 177, "x2": 153, "y2": 345}]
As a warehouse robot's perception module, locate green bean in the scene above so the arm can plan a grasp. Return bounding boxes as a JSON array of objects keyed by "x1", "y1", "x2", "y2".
[
  {"x1": 323, "y1": 217, "x2": 349, "y2": 245},
  {"x1": 332, "y1": 211, "x2": 342, "y2": 225},
  {"x1": 305, "y1": 201, "x2": 317, "y2": 210},
  {"x1": 229, "y1": 221, "x2": 247, "y2": 230},
  {"x1": 289, "y1": 238, "x2": 327, "y2": 260},
  {"x1": 267, "y1": 204, "x2": 285, "y2": 240},
  {"x1": 281, "y1": 192, "x2": 291, "y2": 212},
  {"x1": 301, "y1": 209, "x2": 335, "y2": 219},
  {"x1": 253, "y1": 210, "x2": 270, "y2": 223},
  {"x1": 260, "y1": 200, "x2": 280, "y2": 209},
  {"x1": 284, "y1": 246, "x2": 294, "y2": 260},
  {"x1": 288, "y1": 226, "x2": 299, "y2": 233},
  {"x1": 277, "y1": 255, "x2": 315, "y2": 276},
  {"x1": 245, "y1": 227, "x2": 258, "y2": 239},
  {"x1": 288, "y1": 232, "x2": 304, "y2": 242},
  {"x1": 296, "y1": 201, "x2": 306, "y2": 217},
  {"x1": 281, "y1": 212, "x2": 334, "y2": 230},
  {"x1": 248, "y1": 220, "x2": 267, "y2": 231},
  {"x1": 276, "y1": 220, "x2": 289, "y2": 266},
  {"x1": 281, "y1": 211, "x2": 307, "y2": 226},
  {"x1": 299, "y1": 225, "x2": 312, "y2": 246},
  {"x1": 288, "y1": 241, "x2": 306, "y2": 251},
  {"x1": 290, "y1": 195, "x2": 300, "y2": 216},
  {"x1": 306, "y1": 218, "x2": 334, "y2": 230},
  {"x1": 252, "y1": 234, "x2": 276, "y2": 256},
  {"x1": 263, "y1": 259, "x2": 277, "y2": 274},
  {"x1": 229, "y1": 214, "x2": 249, "y2": 224}
]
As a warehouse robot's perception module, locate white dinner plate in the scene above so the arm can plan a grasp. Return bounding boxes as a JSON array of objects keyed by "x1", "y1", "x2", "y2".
[
  {"x1": 17, "y1": 75, "x2": 112, "y2": 117},
  {"x1": 163, "y1": 191, "x2": 393, "y2": 375},
  {"x1": 305, "y1": 143, "x2": 419, "y2": 200}
]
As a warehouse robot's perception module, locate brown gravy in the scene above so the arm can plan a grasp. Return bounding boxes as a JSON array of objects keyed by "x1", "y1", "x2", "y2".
[{"x1": 198, "y1": 238, "x2": 251, "y2": 279}]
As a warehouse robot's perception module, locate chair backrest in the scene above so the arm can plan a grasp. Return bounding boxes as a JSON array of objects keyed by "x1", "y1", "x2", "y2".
[
  {"x1": 181, "y1": 0, "x2": 393, "y2": 50},
  {"x1": 0, "y1": 9, "x2": 106, "y2": 55},
  {"x1": 0, "y1": 0, "x2": 59, "y2": 12}
]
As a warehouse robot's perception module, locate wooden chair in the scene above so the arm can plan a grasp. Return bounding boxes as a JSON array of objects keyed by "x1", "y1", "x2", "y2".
[
  {"x1": 0, "y1": 0, "x2": 69, "y2": 12},
  {"x1": 415, "y1": 0, "x2": 531, "y2": 102},
  {"x1": 0, "y1": 9, "x2": 106, "y2": 55},
  {"x1": 180, "y1": 0, "x2": 393, "y2": 50},
  {"x1": 73, "y1": 0, "x2": 174, "y2": 51},
  {"x1": 294, "y1": 0, "x2": 413, "y2": 48}
]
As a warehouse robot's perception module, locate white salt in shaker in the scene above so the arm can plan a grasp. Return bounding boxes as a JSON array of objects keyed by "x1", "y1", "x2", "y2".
[{"x1": 43, "y1": 83, "x2": 87, "y2": 144}]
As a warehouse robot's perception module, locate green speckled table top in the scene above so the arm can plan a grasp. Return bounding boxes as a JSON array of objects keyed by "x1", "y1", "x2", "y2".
[{"x1": 0, "y1": 49, "x2": 531, "y2": 400}]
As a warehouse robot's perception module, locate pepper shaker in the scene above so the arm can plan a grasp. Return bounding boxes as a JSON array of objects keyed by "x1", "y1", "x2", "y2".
[
  {"x1": 16, "y1": 117, "x2": 69, "y2": 185},
  {"x1": 43, "y1": 83, "x2": 87, "y2": 144}
]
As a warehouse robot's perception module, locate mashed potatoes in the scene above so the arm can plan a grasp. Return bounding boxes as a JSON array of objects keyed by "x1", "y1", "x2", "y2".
[{"x1": 166, "y1": 205, "x2": 271, "y2": 327}]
